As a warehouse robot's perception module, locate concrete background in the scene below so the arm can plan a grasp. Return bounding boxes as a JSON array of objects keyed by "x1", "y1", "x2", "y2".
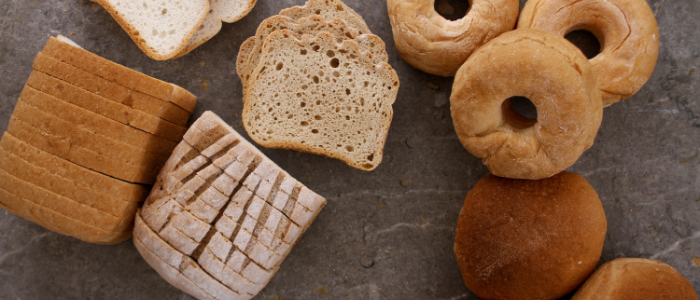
[{"x1": 0, "y1": 0, "x2": 698, "y2": 299}]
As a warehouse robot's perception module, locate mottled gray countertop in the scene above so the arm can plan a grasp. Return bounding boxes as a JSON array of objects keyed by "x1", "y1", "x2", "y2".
[{"x1": 0, "y1": 0, "x2": 698, "y2": 299}]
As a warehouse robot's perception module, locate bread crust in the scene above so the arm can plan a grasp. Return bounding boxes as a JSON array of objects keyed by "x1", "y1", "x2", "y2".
[
  {"x1": 572, "y1": 258, "x2": 699, "y2": 300},
  {"x1": 518, "y1": 0, "x2": 659, "y2": 106},
  {"x1": 32, "y1": 53, "x2": 191, "y2": 126},
  {"x1": 387, "y1": 0, "x2": 519, "y2": 76},
  {"x1": 0, "y1": 133, "x2": 149, "y2": 202},
  {"x1": 27, "y1": 71, "x2": 187, "y2": 142},
  {"x1": 279, "y1": 0, "x2": 371, "y2": 35},
  {"x1": 455, "y1": 172, "x2": 607, "y2": 300},
  {"x1": 93, "y1": 0, "x2": 209, "y2": 60},
  {"x1": 450, "y1": 29, "x2": 603, "y2": 179},
  {"x1": 42, "y1": 37, "x2": 198, "y2": 112}
]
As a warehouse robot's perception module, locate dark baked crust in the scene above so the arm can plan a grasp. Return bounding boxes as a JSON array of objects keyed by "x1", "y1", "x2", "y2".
[
  {"x1": 454, "y1": 172, "x2": 607, "y2": 300},
  {"x1": 572, "y1": 258, "x2": 699, "y2": 300}
]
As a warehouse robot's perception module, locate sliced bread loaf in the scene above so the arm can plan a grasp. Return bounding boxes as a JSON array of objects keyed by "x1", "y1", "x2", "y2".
[
  {"x1": 242, "y1": 31, "x2": 399, "y2": 171},
  {"x1": 175, "y1": 0, "x2": 258, "y2": 57},
  {"x1": 134, "y1": 111, "x2": 326, "y2": 300},
  {"x1": 279, "y1": 0, "x2": 371, "y2": 35},
  {"x1": 240, "y1": 15, "x2": 388, "y2": 87},
  {"x1": 42, "y1": 36, "x2": 198, "y2": 112},
  {"x1": 94, "y1": 0, "x2": 209, "y2": 60}
]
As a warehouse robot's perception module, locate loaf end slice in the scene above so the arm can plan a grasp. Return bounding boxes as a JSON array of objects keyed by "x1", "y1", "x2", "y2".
[
  {"x1": 94, "y1": 0, "x2": 209, "y2": 60},
  {"x1": 243, "y1": 30, "x2": 399, "y2": 171}
]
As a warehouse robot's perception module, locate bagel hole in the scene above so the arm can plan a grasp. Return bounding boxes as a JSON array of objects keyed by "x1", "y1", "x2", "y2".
[
  {"x1": 434, "y1": 0, "x2": 470, "y2": 21},
  {"x1": 565, "y1": 30, "x2": 602, "y2": 59},
  {"x1": 502, "y1": 97, "x2": 537, "y2": 130}
]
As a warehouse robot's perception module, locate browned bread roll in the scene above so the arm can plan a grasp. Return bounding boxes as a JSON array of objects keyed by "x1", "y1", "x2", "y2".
[
  {"x1": 450, "y1": 29, "x2": 603, "y2": 179},
  {"x1": 518, "y1": 0, "x2": 659, "y2": 106},
  {"x1": 387, "y1": 0, "x2": 519, "y2": 77},
  {"x1": 572, "y1": 258, "x2": 699, "y2": 300},
  {"x1": 455, "y1": 172, "x2": 607, "y2": 300}
]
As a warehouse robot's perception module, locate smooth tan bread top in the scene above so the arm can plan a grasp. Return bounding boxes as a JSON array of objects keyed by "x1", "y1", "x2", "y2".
[
  {"x1": 387, "y1": 0, "x2": 519, "y2": 77},
  {"x1": 519, "y1": 0, "x2": 659, "y2": 106},
  {"x1": 455, "y1": 172, "x2": 607, "y2": 300},
  {"x1": 572, "y1": 258, "x2": 699, "y2": 300},
  {"x1": 450, "y1": 29, "x2": 603, "y2": 180}
]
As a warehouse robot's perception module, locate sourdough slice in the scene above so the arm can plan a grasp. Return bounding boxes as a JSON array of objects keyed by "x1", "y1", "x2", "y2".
[
  {"x1": 135, "y1": 111, "x2": 326, "y2": 300},
  {"x1": 279, "y1": 0, "x2": 371, "y2": 34},
  {"x1": 243, "y1": 31, "x2": 399, "y2": 171},
  {"x1": 239, "y1": 15, "x2": 388, "y2": 87},
  {"x1": 175, "y1": 0, "x2": 258, "y2": 58},
  {"x1": 27, "y1": 71, "x2": 186, "y2": 142},
  {"x1": 236, "y1": 37, "x2": 257, "y2": 79},
  {"x1": 93, "y1": 0, "x2": 209, "y2": 60},
  {"x1": 42, "y1": 36, "x2": 197, "y2": 113}
]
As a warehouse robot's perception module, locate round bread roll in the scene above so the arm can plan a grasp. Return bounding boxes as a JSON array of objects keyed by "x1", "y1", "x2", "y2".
[
  {"x1": 387, "y1": 0, "x2": 519, "y2": 77},
  {"x1": 450, "y1": 29, "x2": 603, "y2": 180},
  {"x1": 572, "y1": 258, "x2": 699, "y2": 300},
  {"x1": 518, "y1": 0, "x2": 659, "y2": 107},
  {"x1": 455, "y1": 172, "x2": 607, "y2": 300}
]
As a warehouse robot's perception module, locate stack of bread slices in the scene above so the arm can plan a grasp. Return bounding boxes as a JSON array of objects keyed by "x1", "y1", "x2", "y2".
[
  {"x1": 93, "y1": 0, "x2": 258, "y2": 60},
  {"x1": 134, "y1": 111, "x2": 326, "y2": 300},
  {"x1": 237, "y1": 0, "x2": 399, "y2": 171},
  {"x1": 0, "y1": 36, "x2": 196, "y2": 244}
]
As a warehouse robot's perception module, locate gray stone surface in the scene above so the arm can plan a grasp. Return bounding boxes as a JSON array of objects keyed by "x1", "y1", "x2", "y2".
[{"x1": 0, "y1": 0, "x2": 698, "y2": 299}]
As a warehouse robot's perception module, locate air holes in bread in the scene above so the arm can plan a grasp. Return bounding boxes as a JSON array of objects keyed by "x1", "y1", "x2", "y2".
[
  {"x1": 346, "y1": 146, "x2": 354, "y2": 152},
  {"x1": 330, "y1": 58, "x2": 340, "y2": 68},
  {"x1": 301, "y1": 121, "x2": 309, "y2": 126},
  {"x1": 276, "y1": 62, "x2": 284, "y2": 70},
  {"x1": 327, "y1": 50, "x2": 335, "y2": 57}
]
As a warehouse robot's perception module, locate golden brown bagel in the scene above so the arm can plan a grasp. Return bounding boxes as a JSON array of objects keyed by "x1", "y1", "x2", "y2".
[
  {"x1": 387, "y1": 0, "x2": 519, "y2": 77},
  {"x1": 572, "y1": 258, "x2": 699, "y2": 300},
  {"x1": 455, "y1": 172, "x2": 607, "y2": 300},
  {"x1": 518, "y1": 0, "x2": 659, "y2": 106},
  {"x1": 450, "y1": 29, "x2": 603, "y2": 180}
]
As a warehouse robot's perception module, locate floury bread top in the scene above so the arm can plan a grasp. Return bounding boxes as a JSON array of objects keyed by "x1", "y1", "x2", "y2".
[{"x1": 134, "y1": 111, "x2": 326, "y2": 300}]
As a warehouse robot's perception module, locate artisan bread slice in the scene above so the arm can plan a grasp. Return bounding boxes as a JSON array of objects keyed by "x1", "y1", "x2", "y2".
[
  {"x1": 239, "y1": 15, "x2": 388, "y2": 87},
  {"x1": 93, "y1": 0, "x2": 209, "y2": 60},
  {"x1": 42, "y1": 36, "x2": 197, "y2": 112},
  {"x1": 135, "y1": 111, "x2": 326, "y2": 300},
  {"x1": 175, "y1": 0, "x2": 258, "y2": 57},
  {"x1": 280, "y1": 0, "x2": 371, "y2": 34},
  {"x1": 243, "y1": 31, "x2": 399, "y2": 171}
]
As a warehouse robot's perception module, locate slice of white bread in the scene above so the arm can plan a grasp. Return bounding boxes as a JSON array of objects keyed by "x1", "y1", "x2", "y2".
[
  {"x1": 242, "y1": 31, "x2": 399, "y2": 171},
  {"x1": 175, "y1": 0, "x2": 258, "y2": 57},
  {"x1": 43, "y1": 36, "x2": 198, "y2": 113},
  {"x1": 239, "y1": 15, "x2": 388, "y2": 87},
  {"x1": 134, "y1": 111, "x2": 326, "y2": 300},
  {"x1": 93, "y1": 0, "x2": 209, "y2": 60},
  {"x1": 279, "y1": 0, "x2": 371, "y2": 35}
]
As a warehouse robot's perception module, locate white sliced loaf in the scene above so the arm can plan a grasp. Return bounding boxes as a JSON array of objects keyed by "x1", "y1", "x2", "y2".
[
  {"x1": 239, "y1": 15, "x2": 388, "y2": 87},
  {"x1": 243, "y1": 30, "x2": 399, "y2": 171},
  {"x1": 175, "y1": 0, "x2": 258, "y2": 58},
  {"x1": 94, "y1": 0, "x2": 209, "y2": 60},
  {"x1": 280, "y1": 0, "x2": 371, "y2": 35}
]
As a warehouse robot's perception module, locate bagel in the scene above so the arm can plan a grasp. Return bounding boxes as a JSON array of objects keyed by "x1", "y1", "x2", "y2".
[
  {"x1": 572, "y1": 258, "x2": 699, "y2": 300},
  {"x1": 450, "y1": 29, "x2": 603, "y2": 180},
  {"x1": 518, "y1": 0, "x2": 659, "y2": 106},
  {"x1": 455, "y1": 172, "x2": 607, "y2": 300},
  {"x1": 387, "y1": 0, "x2": 519, "y2": 77}
]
